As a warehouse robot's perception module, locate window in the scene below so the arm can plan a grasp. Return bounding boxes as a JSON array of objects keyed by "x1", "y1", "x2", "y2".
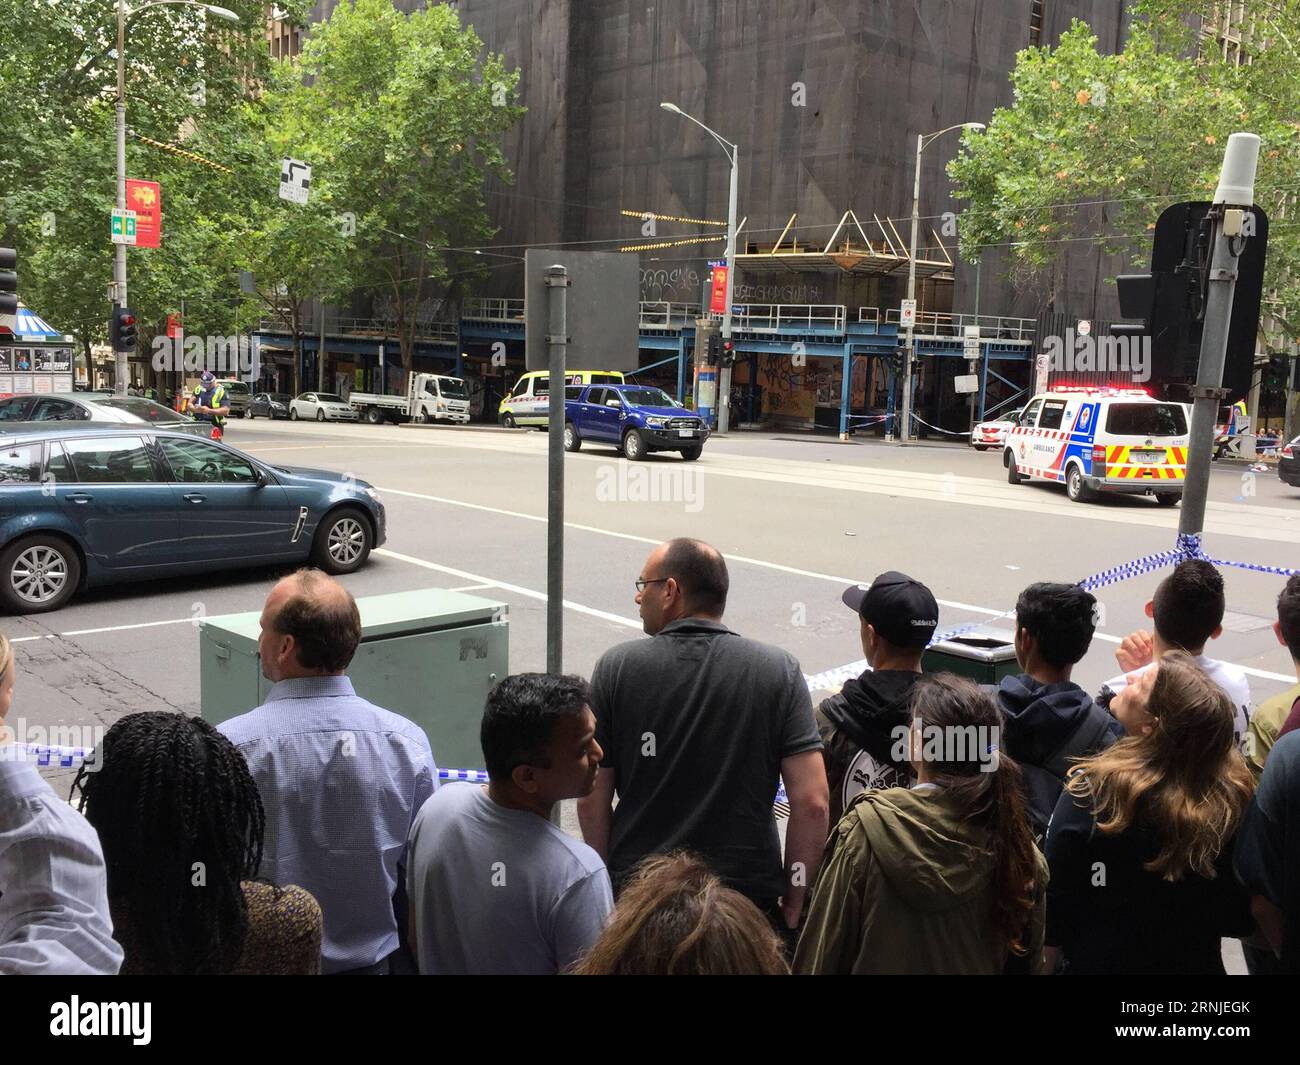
[
  {"x1": 437, "y1": 378, "x2": 468, "y2": 398},
  {"x1": 61, "y1": 436, "x2": 156, "y2": 483},
  {"x1": 94, "y1": 397, "x2": 185, "y2": 424},
  {"x1": 510, "y1": 378, "x2": 529, "y2": 398},
  {"x1": 0, "y1": 443, "x2": 42, "y2": 484},
  {"x1": 564, "y1": 385, "x2": 585, "y2": 401},
  {"x1": 590, "y1": 374, "x2": 623, "y2": 386},
  {"x1": 0, "y1": 398, "x2": 32, "y2": 422},
  {"x1": 31, "y1": 399, "x2": 88, "y2": 422},
  {"x1": 161, "y1": 438, "x2": 259, "y2": 484},
  {"x1": 1029, "y1": 0, "x2": 1044, "y2": 47},
  {"x1": 534, "y1": 377, "x2": 550, "y2": 398},
  {"x1": 1106, "y1": 403, "x2": 1188, "y2": 437},
  {"x1": 1019, "y1": 399, "x2": 1044, "y2": 427},
  {"x1": 45, "y1": 442, "x2": 73, "y2": 482},
  {"x1": 315, "y1": 393, "x2": 344, "y2": 403},
  {"x1": 1038, "y1": 400, "x2": 1067, "y2": 431},
  {"x1": 585, "y1": 387, "x2": 606, "y2": 407}
]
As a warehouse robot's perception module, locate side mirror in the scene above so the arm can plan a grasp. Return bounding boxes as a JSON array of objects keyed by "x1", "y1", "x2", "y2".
[
  {"x1": 255, "y1": 468, "x2": 269, "y2": 487},
  {"x1": 606, "y1": 399, "x2": 622, "y2": 409}
]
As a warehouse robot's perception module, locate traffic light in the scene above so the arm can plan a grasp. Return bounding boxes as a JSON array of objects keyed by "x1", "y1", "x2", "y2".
[
  {"x1": 705, "y1": 332, "x2": 720, "y2": 366},
  {"x1": 110, "y1": 305, "x2": 138, "y2": 353},
  {"x1": 1110, "y1": 202, "x2": 1268, "y2": 401},
  {"x1": 1263, "y1": 352, "x2": 1291, "y2": 391},
  {"x1": 721, "y1": 339, "x2": 735, "y2": 366},
  {"x1": 0, "y1": 247, "x2": 16, "y2": 316}
]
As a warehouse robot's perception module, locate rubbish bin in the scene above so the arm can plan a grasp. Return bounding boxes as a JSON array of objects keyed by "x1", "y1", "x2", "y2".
[
  {"x1": 921, "y1": 629, "x2": 1019, "y2": 686},
  {"x1": 199, "y1": 588, "x2": 508, "y2": 771}
]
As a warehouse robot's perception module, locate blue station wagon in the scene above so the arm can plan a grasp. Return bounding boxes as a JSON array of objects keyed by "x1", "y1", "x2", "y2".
[{"x1": 0, "y1": 425, "x2": 386, "y2": 613}]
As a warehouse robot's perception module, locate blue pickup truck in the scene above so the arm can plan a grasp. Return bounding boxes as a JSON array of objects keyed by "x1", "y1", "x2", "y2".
[{"x1": 563, "y1": 384, "x2": 708, "y2": 460}]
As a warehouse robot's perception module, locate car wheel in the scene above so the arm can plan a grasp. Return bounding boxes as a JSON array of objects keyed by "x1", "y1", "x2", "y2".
[
  {"x1": 289, "y1": 408, "x2": 299, "y2": 421},
  {"x1": 1066, "y1": 464, "x2": 1094, "y2": 503},
  {"x1": 623, "y1": 428, "x2": 646, "y2": 461},
  {"x1": 247, "y1": 409, "x2": 256, "y2": 420},
  {"x1": 0, "y1": 535, "x2": 81, "y2": 614},
  {"x1": 680, "y1": 446, "x2": 702, "y2": 461},
  {"x1": 502, "y1": 412, "x2": 516, "y2": 428},
  {"x1": 1156, "y1": 493, "x2": 1180, "y2": 507},
  {"x1": 311, "y1": 507, "x2": 372, "y2": 575},
  {"x1": 1007, "y1": 455, "x2": 1023, "y2": 484},
  {"x1": 564, "y1": 422, "x2": 582, "y2": 452},
  {"x1": 316, "y1": 409, "x2": 325, "y2": 422},
  {"x1": 366, "y1": 407, "x2": 384, "y2": 425},
  {"x1": 973, "y1": 444, "x2": 988, "y2": 452}
]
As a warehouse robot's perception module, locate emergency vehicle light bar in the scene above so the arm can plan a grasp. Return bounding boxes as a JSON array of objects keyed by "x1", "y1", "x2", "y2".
[{"x1": 1049, "y1": 385, "x2": 1151, "y2": 396}]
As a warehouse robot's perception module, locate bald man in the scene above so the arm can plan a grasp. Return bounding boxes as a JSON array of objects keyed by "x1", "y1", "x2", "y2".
[{"x1": 218, "y1": 569, "x2": 436, "y2": 975}]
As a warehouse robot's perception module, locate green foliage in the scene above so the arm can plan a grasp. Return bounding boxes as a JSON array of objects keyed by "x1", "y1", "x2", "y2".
[{"x1": 947, "y1": 4, "x2": 1300, "y2": 343}]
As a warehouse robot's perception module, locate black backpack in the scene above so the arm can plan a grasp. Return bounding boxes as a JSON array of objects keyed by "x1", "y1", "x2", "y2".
[{"x1": 1016, "y1": 706, "x2": 1117, "y2": 840}]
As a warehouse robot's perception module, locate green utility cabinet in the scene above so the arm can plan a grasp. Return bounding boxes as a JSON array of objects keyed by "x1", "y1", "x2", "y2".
[
  {"x1": 922, "y1": 629, "x2": 1020, "y2": 686},
  {"x1": 199, "y1": 589, "x2": 508, "y2": 771}
]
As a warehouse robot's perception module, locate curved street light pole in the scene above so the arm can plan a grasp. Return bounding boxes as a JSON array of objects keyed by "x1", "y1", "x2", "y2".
[
  {"x1": 898, "y1": 121, "x2": 985, "y2": 443},
  {"x1": 661, "y1": 102, "x2": 738, "y2": 433},
  {"x1": 113, "y1": 0, "x2": 239, "y2": 393}
]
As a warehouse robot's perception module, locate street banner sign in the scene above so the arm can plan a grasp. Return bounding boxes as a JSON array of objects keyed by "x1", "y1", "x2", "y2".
[
  {"x1": 709, "y1": 266, "x2": 728, "y2": 314},
  {"x1": 279, "y1": 159, "x2": 311, "y2": 204},
  {"x1": 126, "y1": 180, "x2": 162, "y2": 248},
  {"x1": 110, "y1": 209, "x2": 137, "y2": 245},
  {"x1": 900, "y1": 299, "x2": 917, "y2": 328},
  {"x1": 167, "y1": 314, "x2": 181, "y2": 339}
]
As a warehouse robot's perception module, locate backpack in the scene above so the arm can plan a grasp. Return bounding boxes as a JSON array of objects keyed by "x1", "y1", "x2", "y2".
[{"x1": 1017, "y1": 706, "x2": 1116, "y2": 840}]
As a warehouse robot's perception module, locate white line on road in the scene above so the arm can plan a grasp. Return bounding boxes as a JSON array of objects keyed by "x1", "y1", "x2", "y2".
[{"x1": 11, "y1": 615, "x2": 200, "y2": 644}]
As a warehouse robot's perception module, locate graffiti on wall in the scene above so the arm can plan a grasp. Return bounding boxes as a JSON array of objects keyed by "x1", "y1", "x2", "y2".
[
  {"x1": 734, "y1": 281, "x2": 825, "y2": 304},
  {"x1": 640, "y1": 267, "x2": 703, "y2": 303}
]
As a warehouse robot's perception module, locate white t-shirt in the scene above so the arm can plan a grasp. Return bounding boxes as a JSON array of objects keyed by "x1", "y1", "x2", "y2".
[
  {"x1": 406, "y1": 782, "x2": 613, "y2": 975},
  {"x1": 1105, "y1": 654, "x2": 1252, "y2": 752}
]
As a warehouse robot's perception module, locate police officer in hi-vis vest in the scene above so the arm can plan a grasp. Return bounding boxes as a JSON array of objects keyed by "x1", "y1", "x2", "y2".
[{"x1": 191, "y1": 370, "x2": 231, "y2": 439}]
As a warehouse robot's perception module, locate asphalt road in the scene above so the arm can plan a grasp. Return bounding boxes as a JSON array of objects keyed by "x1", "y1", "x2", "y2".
[{"x1": 7, "y1": 416, "x2": 1298, "y2": 796}]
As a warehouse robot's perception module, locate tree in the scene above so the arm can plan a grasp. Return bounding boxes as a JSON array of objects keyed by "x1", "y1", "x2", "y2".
[
  {"x1": 269, "y1": 0, "x2": 524, "y2": 371},
  {"x1": 946, "y1": 3, "x2": 1300, "y2": 348}
]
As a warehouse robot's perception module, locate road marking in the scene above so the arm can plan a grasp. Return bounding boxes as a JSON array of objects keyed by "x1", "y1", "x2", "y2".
[
  {"x1": 448, "y1": 583, "x2": 496, "y2": 593},
  {"x1": 10, "y1": 616, "x2": 198, "y2": 644}
]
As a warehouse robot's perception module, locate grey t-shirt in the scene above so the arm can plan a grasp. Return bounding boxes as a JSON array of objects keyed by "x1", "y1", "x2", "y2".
[
  {"x1": 406, "y1": 783, "x2": 612, "y2": 975},
  {"x1": 591, "y1": 617, "x2": 822, "y2": 905}
]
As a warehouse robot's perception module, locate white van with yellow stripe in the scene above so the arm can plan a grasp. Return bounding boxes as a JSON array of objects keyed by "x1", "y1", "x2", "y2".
[{"x1": 1003, "y1": 387, "x2": 1189, "y2": 505}]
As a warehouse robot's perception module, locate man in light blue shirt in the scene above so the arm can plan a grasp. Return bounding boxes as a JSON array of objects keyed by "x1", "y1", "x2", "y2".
[
  {"x1": 407, "y1": 674, "x2": 612, "y2": 974},
  {"x1": 219, "y1": 569, "x2": 435, "y2": 974}
]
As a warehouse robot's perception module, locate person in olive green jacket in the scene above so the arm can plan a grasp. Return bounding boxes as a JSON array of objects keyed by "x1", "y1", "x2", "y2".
[
  {"x1": 1245, "y1": 575, "x2": 1300, "y2": 780},
  {"x1": 794, "y1": 673, "x2": 1047, "y2": 975}
]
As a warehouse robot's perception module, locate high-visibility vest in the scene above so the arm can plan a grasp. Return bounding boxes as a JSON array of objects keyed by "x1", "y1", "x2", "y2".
[{"x1": 192, "y1": 384, "x2": 228, "y2": 427}]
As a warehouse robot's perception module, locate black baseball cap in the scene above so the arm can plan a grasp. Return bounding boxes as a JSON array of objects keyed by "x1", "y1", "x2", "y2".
[{"x1": 841, "y1": 571, "x2": 939, "y2": 649}]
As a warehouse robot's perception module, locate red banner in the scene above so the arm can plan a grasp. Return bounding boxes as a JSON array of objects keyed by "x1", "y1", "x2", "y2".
[
  {"x1": 126, "y1": 179, "x2": 161, "y2": 248},
  {"x1": 166, "y1": 314, "x2": 181, "y2": 339},
  {"x1": 709, "y1": 265, "x2": 728, "y2": 314}
]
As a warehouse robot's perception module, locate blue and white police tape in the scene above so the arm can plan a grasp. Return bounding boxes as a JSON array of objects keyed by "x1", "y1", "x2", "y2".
[{"x1": 909, "y1": 412, "x2": 972, "y2": 437}]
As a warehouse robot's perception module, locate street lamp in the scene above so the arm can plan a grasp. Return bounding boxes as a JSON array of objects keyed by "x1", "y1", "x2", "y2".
[
  {"x1": 113, "y1": 1, "x2": 240, "y2": 394},
  {"x1": 897, "y1": 121, "x2": 985, "y2": 443},
  {"x1": 660, "y1": 101, "x2": 739, "y2": 433}
]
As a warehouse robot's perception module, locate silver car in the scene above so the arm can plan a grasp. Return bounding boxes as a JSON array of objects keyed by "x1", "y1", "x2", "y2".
[
  {"x1": 289, "y1": 392, "x2": 360, "y2": 422},
  {"x1": 0, "y1": 393, "x2": 210, "y2": 436}
]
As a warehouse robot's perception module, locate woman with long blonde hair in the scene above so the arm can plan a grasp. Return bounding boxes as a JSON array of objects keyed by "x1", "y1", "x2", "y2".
[{"x1": 1045, "y1": 650, "x2": 1256, "y2": 974}]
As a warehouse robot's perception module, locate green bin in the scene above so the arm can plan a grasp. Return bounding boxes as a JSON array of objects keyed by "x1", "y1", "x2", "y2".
[
  {"x1": 921, "y1": 629, "x2": 1020, "y2": 686},
  {"x1": 199, "y1": 588, "x2": 508, "y2": 771}
]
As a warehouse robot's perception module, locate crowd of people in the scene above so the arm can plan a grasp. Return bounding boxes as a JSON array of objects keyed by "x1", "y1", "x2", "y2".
[{"x1": 0, "y1": 540, "x2": 1298, "y2": 976}]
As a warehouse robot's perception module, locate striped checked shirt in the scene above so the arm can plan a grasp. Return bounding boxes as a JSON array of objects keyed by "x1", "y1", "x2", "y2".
[
  {"x1": 219, "y1": 675, "x2": 436, "y2": 974},
  {"x1": 0, "y1": 755, "x2": 123, "y2": 975}
]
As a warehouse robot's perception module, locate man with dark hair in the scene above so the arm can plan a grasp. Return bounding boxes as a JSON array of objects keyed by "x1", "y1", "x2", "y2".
[
  {"x1": 577, "y1": 538, "x2": 828, "y2": 945},
  {"x1": 406, "y1": 674, "x2": 612, "y2": 975},
  {"x1": 218, "y1": 569, "x2": 436, "y2": 975},
  {"x1": 1245, "y1": 575, "x2": 1300, "y2": 779},
  {"x1": 1100, "y1": 559, "x2": 1250, "y2": 748},
  {"x1": 817, "y1": 571, "x2": 937, "y2": 825},
  {"x1": 994, "y1": 582, "x2": 1122, "y2": 838}
]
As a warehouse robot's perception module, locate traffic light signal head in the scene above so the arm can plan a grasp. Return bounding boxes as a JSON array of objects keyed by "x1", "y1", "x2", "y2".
[
  {"x1": 0, "y1": 247, "x2": 16, "y2": 316},
  {"x1": 706, "y1": 332, "x2": 721, "y2": 366},
  {"x1": 111, "y1": 305, "x2": 138, "y2": 353},
  {"x1": 721, "y1": 340, "x2": 735, "y2": 366}
]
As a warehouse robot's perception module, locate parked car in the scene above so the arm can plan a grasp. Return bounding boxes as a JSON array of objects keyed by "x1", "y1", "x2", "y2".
[
  {"x1": 248, "y1": 392, "x2": 293, "y2": 420},
  {"x1": 0, "y1": 425, "x2": 385, "y2": 613},
  {"x1": 1280, "y1": 435, "x2": 1299, "y2": 487},
  {"x1": 0, "y1": 393, "x2": 209, "y2": 436},
  {"x1": 563, "y1": 383, "x2": 707, "y2": 460},
  {"x1": 289, "y1": 392, "x2": 359, "y2": 422},
  {"x1": 214, "y1": 379, "x2": 251, "y2": 417},
  {"x1": 971, "y1": 408, "x2": 1022, "y2": 451}
]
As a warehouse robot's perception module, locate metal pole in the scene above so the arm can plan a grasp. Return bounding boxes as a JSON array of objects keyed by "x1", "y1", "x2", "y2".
[
  {"x1": 114, "y1": 0, "x2": 128, "y2": 396},
  {"x1": 1180, "y1": 133, "x2": 1260, "y2": 539},
  {"x1": 718, "y1": 144, "x2": 739, "y2": 434},
  {"x1": 318, "y1": 307, "x2": 326, "y2": 392},
  {"x1": 899, "y1": 133, "x2": 922, "y2": 443},
  {"x1": 1243, "y1": 356, "x2": 1262, "y2": 461},
  {"x1": 544, "y1": 265, "x2": 569, "y2": 674}
]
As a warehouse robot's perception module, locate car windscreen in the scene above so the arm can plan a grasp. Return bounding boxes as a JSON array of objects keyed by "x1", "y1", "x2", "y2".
[
  {"x1": 218, "y1": 381, "x2": 250, "y2": 394},
  {"x1": 316, "y1": 394, "x2": 345, "y2": 403},
  {"x1": 270, "y1": 394, "x2": 292, "y2": 403},
  {"x1": 620, "y1": 388, "x2": 675, "y2": 407},
  {"x1": 94, "y1": 397, "x2": 185, "y2": 422},
  {"x1": 437, "y1": 378, "x2": 468, "y2": 398},
  {"x1": 1105, "y1": 403, "x2": 1188, "y2": 436}
]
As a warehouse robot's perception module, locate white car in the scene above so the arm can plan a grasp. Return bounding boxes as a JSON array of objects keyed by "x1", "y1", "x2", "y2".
[
  {"x1": 971, "y1": 408, "x2": 1022, "y2": 451},
  {"x1": 289, "y1": 392, "x2": 359, "y2": 423}
]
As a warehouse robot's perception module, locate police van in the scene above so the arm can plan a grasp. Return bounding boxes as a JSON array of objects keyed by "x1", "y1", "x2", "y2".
[{"x1": 1003, "y1": 387, "x2": 1190, "y2": 505}]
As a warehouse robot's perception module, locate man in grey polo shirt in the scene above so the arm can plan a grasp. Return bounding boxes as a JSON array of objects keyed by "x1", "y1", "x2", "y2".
[{"x1": 576, "y1": 538, "x2": 829, "y2": 939}]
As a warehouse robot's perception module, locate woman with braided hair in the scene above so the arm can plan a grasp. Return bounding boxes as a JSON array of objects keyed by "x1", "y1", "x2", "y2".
[{"x1": 73, "y1": 712, "x2": 322, "y2": 975}]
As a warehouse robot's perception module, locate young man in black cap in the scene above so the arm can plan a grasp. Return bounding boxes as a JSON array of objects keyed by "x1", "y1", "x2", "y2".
[{"x1": 817, "y1": 571, "x2": 938, "y2": 826}]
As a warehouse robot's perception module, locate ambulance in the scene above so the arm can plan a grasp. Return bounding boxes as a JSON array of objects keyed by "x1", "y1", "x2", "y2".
[
  {"x1": 499, "y1": 370, "x2": 626, "y2": 427},
  {"x1": 1003, "y1": 387, "x2": 1190, "y2": 505}
]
